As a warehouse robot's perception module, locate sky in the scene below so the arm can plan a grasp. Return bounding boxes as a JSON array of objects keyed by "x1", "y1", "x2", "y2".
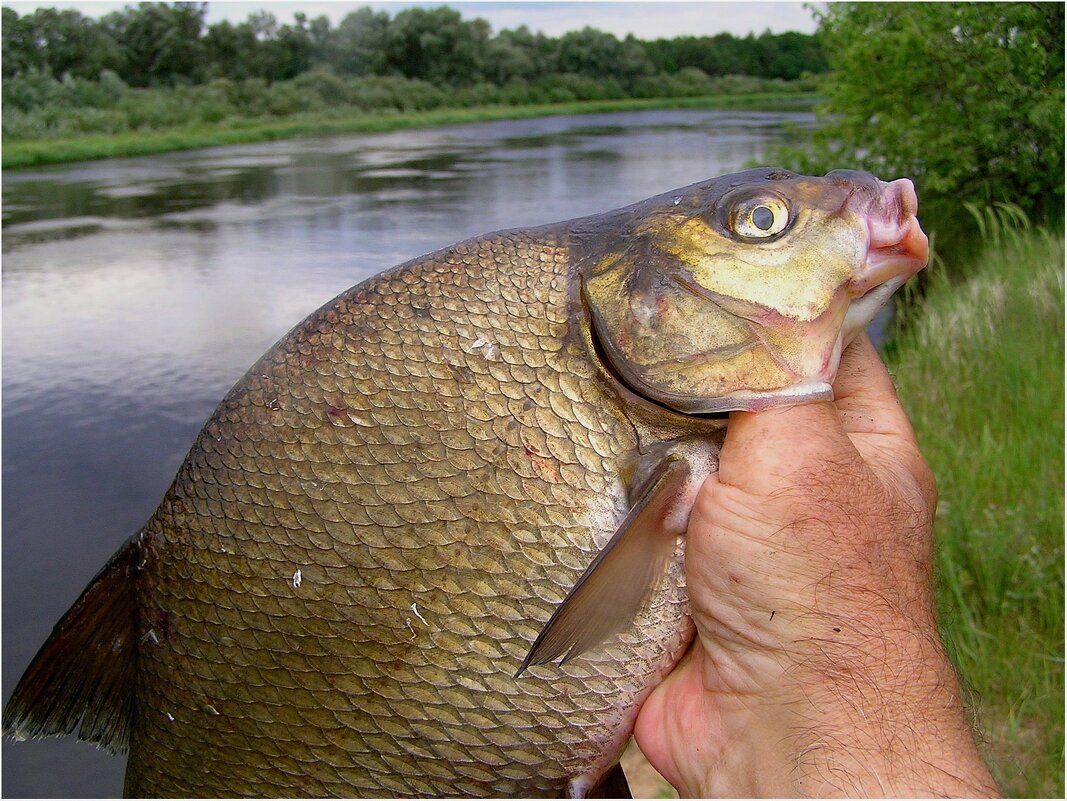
[{"x1": 3, "y1": 1, "x2": 821, "y2": 39}]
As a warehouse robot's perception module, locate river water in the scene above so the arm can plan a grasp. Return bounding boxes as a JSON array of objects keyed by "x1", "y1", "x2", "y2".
[{"x1": 1, "y1": 108, "x2": 811, "y2": 797}]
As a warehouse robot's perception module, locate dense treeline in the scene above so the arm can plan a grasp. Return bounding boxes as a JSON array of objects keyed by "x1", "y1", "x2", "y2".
[
  {"x1": 1, "y1": 3, "x2": 825, "y2": 88},
  {"x1": 2, "y1": 2, "x2": 824, "y2": 143}
]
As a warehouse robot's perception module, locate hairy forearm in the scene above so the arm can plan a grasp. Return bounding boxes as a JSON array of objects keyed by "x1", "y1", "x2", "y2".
[
  {"x1": 790, "y1": 633, "x2": 996, "y2": 798},
  {"x1": 696, "y1": 616, "x2": 999, "y2": 798}
]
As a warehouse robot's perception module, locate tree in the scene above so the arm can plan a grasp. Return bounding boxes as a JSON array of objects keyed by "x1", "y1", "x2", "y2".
[
  {"x1": 556, "y1": 27, "x2": 653, "y2": 89},
  {"x1": 640, "y1": 31, "x2": 827, "y2": 81},
  {"x1": 384, "y1": 6, "x2": 491, "y2": 85},
  {"x1": 790, "y1": 3, "x2": 1063, "y2": 223},
  {"x1": 483, "y1": 25, "x2": 550, "y2": 85},
  {"x1": 326, "y1": 7, "x2": 390, "y2": 76},
  {"x1": 274, "y1": 14, "x2": 317, "y2": 80},
  {"x1": 102, "y1": 2, "x2": 208, "y2": 86},
  {"x1": 203, "y1": 19, "x2": 266, "y2": 80},
  {"x1": 765, "y1": 31, "x2": 827, "y2": 79},
  {"x1": 3, "y1": 8, "x2": 47, "y2": 78},
  {"x1": 2, "y1": 7, "x2": 121, "y2": 80}
]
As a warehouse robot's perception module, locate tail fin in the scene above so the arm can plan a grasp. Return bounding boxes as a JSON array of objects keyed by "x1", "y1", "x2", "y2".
[{"x1": 3, "y1": 533, "x2": 144, "y2": 754}]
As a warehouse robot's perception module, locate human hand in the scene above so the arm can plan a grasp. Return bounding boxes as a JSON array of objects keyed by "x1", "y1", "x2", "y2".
[{"x1": 633, "y1": 334, "x2": 999, "y2": 798}]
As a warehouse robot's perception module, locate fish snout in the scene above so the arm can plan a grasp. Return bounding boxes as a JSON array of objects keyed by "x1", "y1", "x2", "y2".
[
  {"x1": 835, "y1": 176, "x2": 929, "y2": 349},
  {"x1": 850, "y1": 177, "x2": 929, "y2": 296}
]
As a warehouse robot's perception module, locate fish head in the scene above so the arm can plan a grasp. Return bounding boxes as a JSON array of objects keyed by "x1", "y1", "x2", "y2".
[{"x1": 581, "y1": 167, "x2": 929, "y2": 413}]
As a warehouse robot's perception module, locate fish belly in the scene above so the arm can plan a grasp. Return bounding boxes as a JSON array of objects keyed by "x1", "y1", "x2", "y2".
[{"x1": 125, "y1": 231, "x2": 693, "y2": 797}]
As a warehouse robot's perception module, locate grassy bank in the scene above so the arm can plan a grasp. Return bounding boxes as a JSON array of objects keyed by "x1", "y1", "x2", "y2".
[
  {"x1": 1, "y1": 92, "x2": 814, "y2": 169},
  {"x1": 887, "y1": 227, "x2": 1065, "y2": 796}
]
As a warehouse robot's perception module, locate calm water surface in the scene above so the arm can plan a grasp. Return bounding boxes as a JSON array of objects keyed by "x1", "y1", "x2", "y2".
[{"x1": 2, "y1": 109, "x2": 810, "y2": 797}]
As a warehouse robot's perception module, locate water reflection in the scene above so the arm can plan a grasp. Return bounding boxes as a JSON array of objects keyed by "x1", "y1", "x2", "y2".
[{"x1": 1, "y1": 109, "x2": 810, "y2": 798}]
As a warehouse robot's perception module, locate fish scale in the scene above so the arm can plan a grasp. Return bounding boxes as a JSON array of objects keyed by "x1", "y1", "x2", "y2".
[{"x1": 123, "y1": 230, "x2": 692, "y2": 796}]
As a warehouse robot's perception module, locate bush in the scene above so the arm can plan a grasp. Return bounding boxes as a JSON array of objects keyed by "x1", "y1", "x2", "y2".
[
  {"x1": 705, "y1": 73, "x2": 787, "y2": 95},
  {"x1": 1, "y1": 61, "x2": 817, "y2": 145},
  {"x1": 633, "y1": 67, "x2": 716, "y2": 98},
  {"x1": 535, "y1": 73, "x2": 625, "y2": 102},
  {"x1": 776, "y1": 3, "x2": 1064, "y2": 257},
  {"x1": 290, "y1": 68, "x2": 351, "y2": 108},
  {"x1": 2, "y1": 69, "x2": 68, "y2": 112},
  {"x1": 449, "y1": 81, "x2": 506, "y2": 108},
  {"x1": 496, "y1": 79, "x2": 539, "y2": 106},
  {"x1": 342, "y1": 75, "x2": 444, "y2": 112}
]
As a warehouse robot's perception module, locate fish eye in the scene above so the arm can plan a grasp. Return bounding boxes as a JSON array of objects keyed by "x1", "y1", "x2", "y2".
[
  {"x1": 732, "y1": 197, "x2": 790, "y2": 239},
  {"x1": 752, "y1": 206, "x2": 774, "y2": 230}
]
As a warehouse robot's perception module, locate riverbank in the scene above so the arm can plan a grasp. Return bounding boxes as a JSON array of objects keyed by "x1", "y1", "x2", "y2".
[{"x1": 2, "y1": 92, "x2": 814, "y2": 169}]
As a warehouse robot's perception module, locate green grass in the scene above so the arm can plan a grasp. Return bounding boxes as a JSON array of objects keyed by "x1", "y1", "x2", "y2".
[
  {"x1": 886, "y1": 226, "x2": 1065, "y2": 797},
  {"x1": 1, "y1": 92, "x2": 814, "y2": 169}
]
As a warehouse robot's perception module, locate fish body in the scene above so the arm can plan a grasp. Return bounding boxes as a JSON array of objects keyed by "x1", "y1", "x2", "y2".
[{"x1": 3, "y1": 168, "x2": 928, "y2": 797}]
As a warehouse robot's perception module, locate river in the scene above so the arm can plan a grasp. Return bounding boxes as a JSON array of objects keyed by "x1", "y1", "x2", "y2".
[{"x1": 1, "y1": 108, "x2": 812, "y2": 797}]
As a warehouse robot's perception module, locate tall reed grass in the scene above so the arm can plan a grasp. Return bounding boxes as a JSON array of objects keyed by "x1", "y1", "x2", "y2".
[{"x1": 887, "y1": 220, "x2": 1065, "y2": 797}]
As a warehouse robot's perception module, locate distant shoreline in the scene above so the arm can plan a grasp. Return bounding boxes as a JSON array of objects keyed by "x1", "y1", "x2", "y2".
[{"x1": 2, "y1": 92, "x2": 816, "y2": 169}]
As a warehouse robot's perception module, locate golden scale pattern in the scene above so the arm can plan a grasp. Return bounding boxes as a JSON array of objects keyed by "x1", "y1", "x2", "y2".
[{"x1": 125, "y1": 231, "x2": 692, "y2": 797}]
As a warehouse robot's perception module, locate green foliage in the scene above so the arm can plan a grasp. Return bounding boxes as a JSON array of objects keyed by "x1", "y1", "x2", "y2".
[
  {"x1": 556, "y1": 28, "x2": 653, "y2": 90},
  {"x1": 776, "y1": 2, "x2": 1063, "y2": 271},
  {"x1": 1, "y1": 3, "x2": 828, "y2": 90},
  {"x1": 644, "y1": 30, "x2": 827, "y2": 80},
  {"x1": 1, "y1": 93, "x2": 814, "y2": 168},
  {"x1": 384, "y1": 6, "x2": 491, "y2": 86},
  {"x1": 887, "y1": 226, "x2": 1064, "y2": 797},
  {"x1": 1, "y1": 5, "x2": 122, "y2": 80},
  {"x1": 483, "y1": 26, "x2": 554, "y2": 86},
  {"x1": 325, "y1": 7, "x2": 389, "y2": 76},
  {"x1": 633, "y1": 69, "x2": 800, "y2": 99},
  {"x1": 2, "y1": 35, "x2": 817, "y2": 146},
  {"x1": 0, "y1": 2, "x2": 827, "y2": 160},
  {"x1": 100, "y1": 1, "x2": 208, "y2": 86}
]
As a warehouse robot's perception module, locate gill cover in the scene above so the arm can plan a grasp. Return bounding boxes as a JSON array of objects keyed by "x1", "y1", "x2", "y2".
[{"x1": 580, "y1": 168, "x2": 900, "y2": 413}]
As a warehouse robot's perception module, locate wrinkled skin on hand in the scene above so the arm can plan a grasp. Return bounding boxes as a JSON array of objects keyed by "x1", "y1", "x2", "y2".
[{"x1": 633, "y1": 335, "x2": 999, "y2": 798}]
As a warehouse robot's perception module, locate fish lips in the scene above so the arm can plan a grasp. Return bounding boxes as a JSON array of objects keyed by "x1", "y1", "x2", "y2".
[{"x1": 840, "y1": 179, "x2": 930, "y2": 345}]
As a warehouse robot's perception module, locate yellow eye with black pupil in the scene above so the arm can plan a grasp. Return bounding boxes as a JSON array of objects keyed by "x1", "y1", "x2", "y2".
[{"x1": 733, "y1": 198, "x2": 789, "y2": 238}]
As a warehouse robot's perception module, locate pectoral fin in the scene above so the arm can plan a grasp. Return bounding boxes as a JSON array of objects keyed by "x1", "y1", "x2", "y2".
[{"x1": 515, "y1": 455, "x2": 691, "y2": 677}]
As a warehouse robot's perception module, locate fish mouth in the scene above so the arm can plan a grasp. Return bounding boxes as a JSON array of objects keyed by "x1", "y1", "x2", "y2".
[
  {"x1": 838, "y1": 177, "x2": 929, "y2": 345},
  {"x1": 840, "y1": 273, "x2": 905, "y2": 344}
]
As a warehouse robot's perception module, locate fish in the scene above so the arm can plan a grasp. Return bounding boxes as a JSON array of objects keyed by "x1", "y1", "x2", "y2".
[{"x1": 3, "y1": 167, "x2": 928, "y2": 797}]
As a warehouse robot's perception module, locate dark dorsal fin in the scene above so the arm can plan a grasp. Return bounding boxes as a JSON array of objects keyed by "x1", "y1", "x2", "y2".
[{"x1": 3, "y1": 533, "x2": 144, "y2": 754}]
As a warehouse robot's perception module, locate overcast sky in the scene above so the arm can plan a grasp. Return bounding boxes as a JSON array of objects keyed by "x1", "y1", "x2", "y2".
[{"x1": 4, "y1": 1, "x2": 820, "y2": 39}]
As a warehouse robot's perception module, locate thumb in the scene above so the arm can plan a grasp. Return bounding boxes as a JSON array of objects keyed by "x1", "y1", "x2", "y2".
[{"x1": 714, "y1": 400, "x2": 863, "y2": 497}]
